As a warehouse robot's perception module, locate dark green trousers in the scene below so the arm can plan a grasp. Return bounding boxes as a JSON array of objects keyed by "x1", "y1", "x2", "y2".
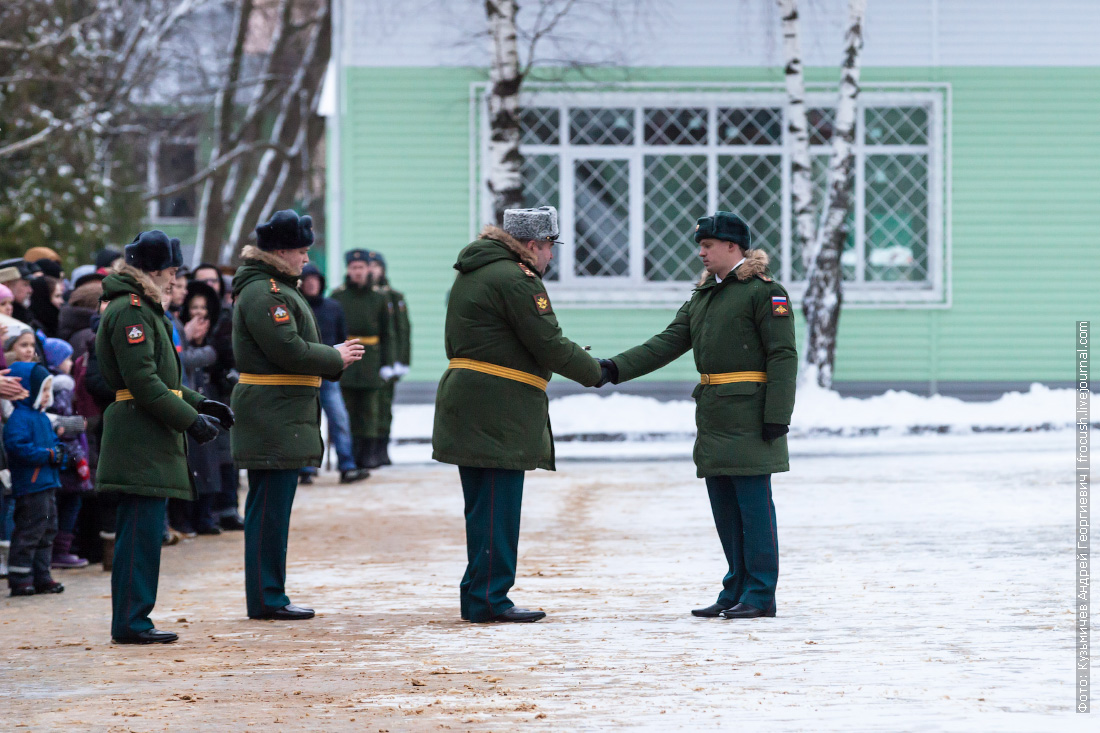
[
  {"x1": 379, "y1": 382, "x2": 395, "y2": 437},
  {"x1": 244, "y1": 469, "x2": 299, "y2": 617},
  {"x1": 341, "y1": 386, "x2": 383, "y2": 439},
  {"x1": 458, "y1": 466, "x2": 524, "y2": 622},
  {"x1": 705, "y1": 474, "x2": 779, "y2": 613},
  {"x1": 111, "y1": 495, "x2": 167, "y2": 639}
]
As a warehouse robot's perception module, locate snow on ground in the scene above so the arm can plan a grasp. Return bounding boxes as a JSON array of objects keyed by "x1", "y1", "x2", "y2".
[
  {"x1": 387, "y1": 383, "x2": 1085, "y2": 465},
  {"x1": 353, "y1": 431, "x2": 1085, "y2": 729},
  {"x1": 3, "y1": 431, "x2": 1087, "y2": 730}
]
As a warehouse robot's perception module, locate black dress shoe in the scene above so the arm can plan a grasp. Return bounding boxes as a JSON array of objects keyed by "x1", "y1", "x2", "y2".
[
  {"x1": 113, "y1": 628, "x2": 179, "y2": 644},
  {"x1": 691, "y1": 601, "x2": 735, "y2": 618},
  {"x1": 195, "y1": 523, "x2": 222, "y2": 536},
  {"x1": 250, "y1": 603, "x2": 315, "y2": 620},
  {"x1": 298, "y1": 473, "x2": 314, "y2": 485},
  {"x1": 339, "y1": 468, "x2": 370, "y2": 484},
  {"x1": 720, "y1": 603, "x2": 776, "y2": 619},
  {"x1": 486, "y1": 607, "x2": 546, "y2": 623},
  {"x1": 34, "y1": 580, "x2": 64, "y2": 594},
  {"x1": 219, "y1": 513, "x2": 245, "y2": 531}
]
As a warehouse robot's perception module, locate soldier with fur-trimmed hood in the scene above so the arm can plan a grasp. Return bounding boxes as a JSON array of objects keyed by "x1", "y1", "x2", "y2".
[
  {"x1": 230, "y1": 209, "x2": 364, "y2": 622},
  {"x1": 432, "y1": 205, "x2": 602, "y2": 623},
  {"x1": 95, "y1": 230, "x2": 235, "y2": 644},
  {"x1": 597, "y1": 211, "x2": 798, "y2": 621}
]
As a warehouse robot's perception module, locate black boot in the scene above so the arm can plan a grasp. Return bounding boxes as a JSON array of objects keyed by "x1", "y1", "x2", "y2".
[
  {"x1": 363, "y1": 437, "x2": 383, "y2": 470},
  {"x1": 352, "y1": 437, "x2": 370, "y2": 470},
  {"x1": 378, "y1": 434, "x2": 393, "y2": 466}
]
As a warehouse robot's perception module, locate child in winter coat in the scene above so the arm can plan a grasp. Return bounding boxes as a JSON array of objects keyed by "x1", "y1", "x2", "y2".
[
  {"x1": 3, "y1": 361, "x2": 68, "y2": 595},
  {"x1": 43, "y1": 337, "x2": 91, "y2": 568}
]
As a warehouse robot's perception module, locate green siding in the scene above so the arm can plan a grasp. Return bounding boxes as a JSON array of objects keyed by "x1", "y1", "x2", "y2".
[{"x1": 339, "y1": 66, "x2": 1100, "y2": 385}]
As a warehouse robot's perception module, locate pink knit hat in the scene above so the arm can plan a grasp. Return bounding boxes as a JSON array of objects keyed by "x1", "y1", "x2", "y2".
[{"x1": 0, "y1": 283, "x2": 12, "y2": 302}]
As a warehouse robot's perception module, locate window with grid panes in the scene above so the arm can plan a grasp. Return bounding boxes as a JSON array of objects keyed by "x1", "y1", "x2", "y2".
[{"x1": 493, "y1": 91, "x2": 943, "y2": 304}]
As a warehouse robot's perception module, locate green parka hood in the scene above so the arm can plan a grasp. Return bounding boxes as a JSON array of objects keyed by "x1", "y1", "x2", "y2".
[
  {"x1": 232, "y1": 245, "x2": 301, "y2": 298},
  {"x1": 101, "y1": 263, "x2": 166, "y2": 308},
  {"x1": 454, "y1": 226, "x2": 539, "y2": 274}
]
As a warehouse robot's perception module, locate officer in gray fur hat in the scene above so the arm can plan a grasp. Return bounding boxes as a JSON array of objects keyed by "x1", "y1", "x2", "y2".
[{"x1": 431, "y1": 205, "x2": 603, "y2": 623}]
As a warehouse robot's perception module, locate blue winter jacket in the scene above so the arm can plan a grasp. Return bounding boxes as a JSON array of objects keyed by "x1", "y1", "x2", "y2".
[{"x1": 3, "y1": 361, "x2": 63, "y2": 497}]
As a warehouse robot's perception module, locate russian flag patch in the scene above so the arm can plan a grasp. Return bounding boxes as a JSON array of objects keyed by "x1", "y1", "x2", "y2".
[{"x1": 771, "y1": 295, "x2": 790, "y2": 317}]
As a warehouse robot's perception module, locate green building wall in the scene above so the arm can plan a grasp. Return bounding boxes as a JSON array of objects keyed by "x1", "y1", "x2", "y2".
[{"x1": 338, "y1": 66, "x2": 1100, "y2": 386}]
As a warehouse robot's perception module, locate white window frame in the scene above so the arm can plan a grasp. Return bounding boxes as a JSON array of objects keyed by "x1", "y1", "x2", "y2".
[{"x1": 471, "y1": 82, "x2": 952, "y2": 309}]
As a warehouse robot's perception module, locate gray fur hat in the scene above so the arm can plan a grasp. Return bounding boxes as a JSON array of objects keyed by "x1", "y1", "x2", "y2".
[{"x1": 503, "y1": 206, "x2": 559, "y2": 242}]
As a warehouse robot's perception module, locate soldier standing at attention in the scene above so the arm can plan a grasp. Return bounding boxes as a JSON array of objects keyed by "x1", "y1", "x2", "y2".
[
  {"x1": 371, "y1": 252, "x2": 411, "y2": 467},
  {"x1": 432, "y1": 206, "x2": 605, "y2": 623},
  {"x1": 331, "y1": 250, "x2": 394, "y2": 470},
  {"x1": 597, "y1": 212, "x2": 797, "y2": 620},
  {"x1": 231, "y1": 210, "x2": 364, "y2": 621},
  {"x1": 96, "y1": 231, "x2": 231, "y2": 644}
]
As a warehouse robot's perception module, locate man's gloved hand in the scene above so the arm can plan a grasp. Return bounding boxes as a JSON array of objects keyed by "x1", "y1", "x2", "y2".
[
  {"x1": 762, "y1": 423, "x2": 790, "y2": 441},
  {"x1": 595, "y1": 358, "x2": 619, "y2": 388},
  {"x1": 198, "y1": 399, "x2": 235, "y2": 429},
  {"x1": 379, "y1": 365, "x2": 396, "y2": 381},
  {"x1": 187, "y1": 414, "x2": 222, "y2": 445}
]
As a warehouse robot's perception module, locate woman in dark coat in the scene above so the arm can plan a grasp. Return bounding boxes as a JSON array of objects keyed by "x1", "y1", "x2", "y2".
[{"x1": 176, "y1": 281, "x2": 224, "y2": 535}]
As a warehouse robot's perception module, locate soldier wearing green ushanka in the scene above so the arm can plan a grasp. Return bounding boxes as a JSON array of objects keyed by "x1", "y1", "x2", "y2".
[
  {"x1": 432, "y1": 206, "x2": 603, "y2": 624},
  {"x1": 231, "y1": 210, "x2": 364, "y2": 622},
  {"x1": 371, "y1": 251, "x2": 411, "y2": 468},
  {"x1": 97, "y1": 231, "x2": 232, "y2": 645},
  {"x1": 330, "y1": 250, "x2": 395, "y2": 470},
  {"x1": 598, "y1": 211, "x2": 797, "y2": 621}
]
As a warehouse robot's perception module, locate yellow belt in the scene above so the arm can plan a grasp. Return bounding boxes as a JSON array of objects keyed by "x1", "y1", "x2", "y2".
[
  {"x1": 116, "y1": 389, "x2": 182, "y2": 401},
  {"x1": 349, "y1": 335, "x2": 380, "y2": 346},
  {"x1": 699, "y1": 371, "x2": 768, "y2": 385},
  {"x1": 447, "y1": 358, "x2": 548, "y2": 391},
  {"x1": 239, "y1": 373, "x2": 323, "y2": 387}
]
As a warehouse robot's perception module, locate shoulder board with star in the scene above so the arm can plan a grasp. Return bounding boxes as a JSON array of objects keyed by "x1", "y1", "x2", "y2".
[
  {"x1": 269, "y1": 278, "x2": 281, "y2": 293},
  {"x1": 130, "y1": 294, "x2": 141, "y2": 307},
  {"x1": 517, "y1": 263, "x2": 537, "y2": 278},
  {"x1": 756, "y1": 274, "x2": 773, "y2": 283}
]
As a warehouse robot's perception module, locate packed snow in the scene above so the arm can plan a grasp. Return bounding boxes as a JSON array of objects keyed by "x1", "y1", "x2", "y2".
[{"x1": 389, "y1": 383, "x2": 1084, "y2": 451}]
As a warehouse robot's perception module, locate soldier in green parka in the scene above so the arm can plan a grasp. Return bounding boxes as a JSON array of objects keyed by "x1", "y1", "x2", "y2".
[
  {"x1": 330, "y1": 250, "x2": 395, "y2": 470},
  {"x1": 599, "y1": 212, "x2": 797, "y2": 620},
  {"x1": 371, "y1": 251, "x2": 411, "y2": 468},
  {"x1": 231, "y1": 210, "x2": 364, "y2": 621},
  {"x1": 432, "y1": 206, "x2": 604, "y2": 623},
  {"x1": 96, "y1": 231, "x2": 231, "y2": 644}
]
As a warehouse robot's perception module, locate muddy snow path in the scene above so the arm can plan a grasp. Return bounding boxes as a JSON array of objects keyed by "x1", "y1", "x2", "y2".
[{"x1": 0, "y1": 432, "x2": 1087, "y2": 731}]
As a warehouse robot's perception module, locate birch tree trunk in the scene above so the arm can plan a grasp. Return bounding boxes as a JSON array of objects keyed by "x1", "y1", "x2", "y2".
[
  {"x1": 778, "y1": 0, "x2": 815, "y2": 273},
  {"x1": 222, "y1": 2, "x2": 330, "y2": 263},
  {"x1": 193, "y1": 0, "x2": 254, "y2": 265},
  {"x1": 799, "y1": 0, "x2": 867, "y2": 389},
  {"x1": 486, "y1": 0, "x2": 524, "y2": 225}
]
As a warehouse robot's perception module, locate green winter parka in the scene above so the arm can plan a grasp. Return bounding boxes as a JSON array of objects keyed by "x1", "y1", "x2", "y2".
[
  {"x1": 432, "y1": 226, "x2": 601, "y2": 471},
  {"x1": 611, "y1": 250, "x2": 797, "y2": 478},
  {"x1": 386, "y1": 286, "x2": 411, "y2": 366},
  {"x1": 95, "y1": 265, "x2": 205, "y2": 499},
  {"x1": 330, "y1": 280, "x2": 394, "y2": 389},
  {"x1": 230, "y1": 246, "x2": 345, "y2": 470}
]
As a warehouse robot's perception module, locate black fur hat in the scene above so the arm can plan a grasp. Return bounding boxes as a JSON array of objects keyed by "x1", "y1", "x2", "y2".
[
  {"x1": 124, "y1": 230, "x2": 179, "y2": 272},
  {"x1": 255, "y1": 209, "x2": 314, "y2": 251}
]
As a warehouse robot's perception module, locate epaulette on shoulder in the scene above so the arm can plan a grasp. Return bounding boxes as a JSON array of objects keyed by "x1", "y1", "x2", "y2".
[
  {"x1": 755, "y1": 273, "x2": 773, "y2": 283},
  {"x1": 130, "y1": 294, "x2": 141, "y2": 307},
  {"x1": 269, "y1": 278, "x2": 281, "y2": 294}
]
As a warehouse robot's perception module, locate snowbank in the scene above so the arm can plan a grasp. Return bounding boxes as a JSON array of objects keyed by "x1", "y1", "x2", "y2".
[{"x1": 391, "y1": 382, "x2": 1085, "y2": 442}]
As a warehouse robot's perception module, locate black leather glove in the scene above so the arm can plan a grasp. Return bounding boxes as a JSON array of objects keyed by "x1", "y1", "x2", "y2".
[
  {"x1": 762, "y1": 423, "x2": 790, "y2": 441},
  {"x1": 595, "y1": 358, "x2": 619, "y2": 388},
  {"x1": 198, "y1": 399, "x2": 235, "y2": 429},
  {"x1": 187, "y1": 414, "x2": 222, "y2": 445}
]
